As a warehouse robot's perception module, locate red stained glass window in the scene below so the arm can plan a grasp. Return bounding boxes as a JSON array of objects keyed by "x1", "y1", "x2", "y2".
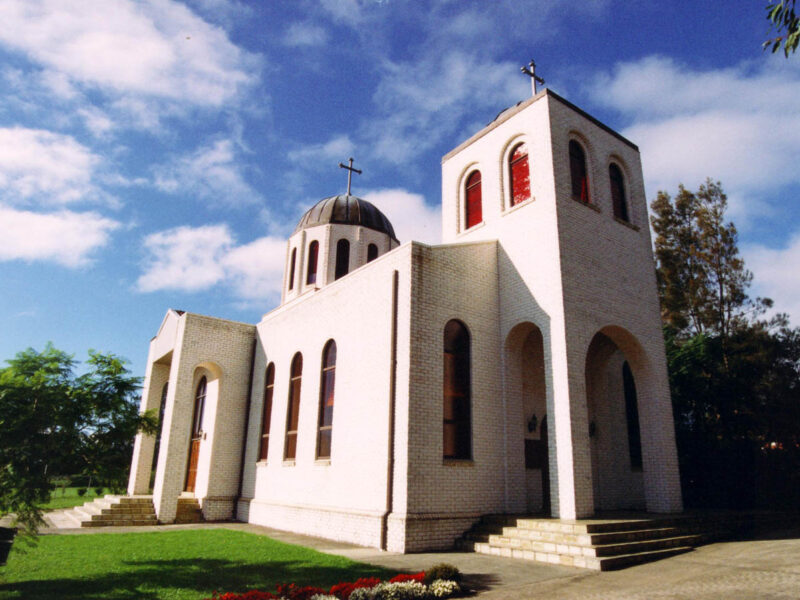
[
  {"x1": 306, "y1": 241, "x2": 319, "y2": 285},
  {"x1": 569, "y1": 140, "x2": 590, "y2": 202},
  {"x1": 443, "y1": 320, "x2": 471, "y2": 459},
  {"x1": 317, "y1": 340, "x2": 336, "y2": 459},
  {"x1": 509, "y1": 143, "x2": 530, "y2": 207},
  {"x1": 465, "y1": 170, "x2": 482, "y2": 229},
  {"x1": 259, "y1": 363, "x2": 275, "y2": 461},
  {"x1": 609, "y1": 163, "x2": 629, "y2": 222},
  {"x1": 284, "y1": 353, "x2": 303, "y2": 460}
]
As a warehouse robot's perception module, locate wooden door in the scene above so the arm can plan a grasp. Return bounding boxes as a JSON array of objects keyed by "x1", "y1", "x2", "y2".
[{"x1": 185, "y1": 439, "x2": 200, "y2": 492}]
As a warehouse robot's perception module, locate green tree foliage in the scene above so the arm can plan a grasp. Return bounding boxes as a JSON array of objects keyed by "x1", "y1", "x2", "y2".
[
  {"x1": 0, "y1": 345, "x2": 156, "y2": 534},
  {"x1": 652, "y1": 181, "x2": 800, "y2": 508},
  {"x1": 765, "y1": 0, "x2": 799, "y2": 56}
]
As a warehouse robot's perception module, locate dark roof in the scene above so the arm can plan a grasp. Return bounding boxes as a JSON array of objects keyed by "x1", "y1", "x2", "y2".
[{"x1": 294, "y1": 194, "x2": 398, "y2": 241}]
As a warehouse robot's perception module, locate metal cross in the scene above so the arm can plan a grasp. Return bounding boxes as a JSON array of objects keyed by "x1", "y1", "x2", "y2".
[
  {"x1": 338, "y1": 157, "x2": 362, "y2": 196},
  {"x1": 520, "y1": 59, "x2": 545, "y2": 96}
]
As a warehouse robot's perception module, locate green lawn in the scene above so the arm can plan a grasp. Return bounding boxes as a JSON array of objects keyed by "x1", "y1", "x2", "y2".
[
  {"x1": 0, "y1": 529, "x2": 396, "y2": 600},
  {"x1": 40, "y1": 487, "x2": 112, "y2": 511}
]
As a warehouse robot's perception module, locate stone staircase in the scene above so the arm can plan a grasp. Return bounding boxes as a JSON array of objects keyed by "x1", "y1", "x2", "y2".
[
  {"x1": 47, "y1": 495, "x2": 157, "y2": 528},
  {"x1": 175, "y1": 497, "x2": 204, "y2": 523},
  {"x1": 457, "y1": 514, "x2": 707, "y2": 570}
]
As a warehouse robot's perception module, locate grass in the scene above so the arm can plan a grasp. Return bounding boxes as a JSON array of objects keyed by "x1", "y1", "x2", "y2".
[
  {"x1": 39, "y1": 487, "x2": 112, "y2": 511},
  {"x1": 0, "y1": 529, "x2": 396, "y2": 600}
]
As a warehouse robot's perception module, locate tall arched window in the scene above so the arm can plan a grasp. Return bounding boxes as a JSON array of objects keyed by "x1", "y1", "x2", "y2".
[
  {"x1": 509, "y1": 142, "x2": 530, "y2": 207},
  {"x1": 306, "y1": 241, "x2": 319, "y2": 285},
  {"x1": 192, "y1": 377, "x2": 207, "y2": 438},
  {"x1": 465, "y1": 170, "x2": 482, "y2": 229},
  {"x1": 609, "y1": 163, "x2": 629, "y2": 222},
  {"x1": 367, "y1": 243, "x2": 379, "y2": 262},
  {"x1": 569, "y1": 140, "x2": 589, "y2": 202},
  {"x1": 284, "y1": 353, "x2": 303, "y2": 460},
  {"x1": 335, "y1": 239, "x2": 350, "y2": 280},
  {"x1": 443, "y1": 320, "x2": 471, "y2": 459},
  {"x1": 288, "y1": 248, "x2": 297, "y2": 291},
  {"x1": 259, "y1": 363, "x2": 275, "y2": 461},
  {"x1": 622, "y1": 362, "x2": 642, "y2": 469},
  {"x1": 317, "y1": 340, "x2": 337, "y2": 459}
]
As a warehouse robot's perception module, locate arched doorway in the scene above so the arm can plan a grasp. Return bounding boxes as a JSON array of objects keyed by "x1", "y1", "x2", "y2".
[
  {"x1": 585, "y1": 330, "x2": 645, "y2": 511},
  {"x1": 505, "y1": 323, "x2": 549, "y2": 514}
]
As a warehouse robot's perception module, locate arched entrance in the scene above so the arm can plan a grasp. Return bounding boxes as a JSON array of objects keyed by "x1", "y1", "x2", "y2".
[
  {"x1": 585, "y1": 329, "x2": 645, "y2": 511},
  {"x1": 505, "y1": 323, "x2": 549, "y2": 514}
]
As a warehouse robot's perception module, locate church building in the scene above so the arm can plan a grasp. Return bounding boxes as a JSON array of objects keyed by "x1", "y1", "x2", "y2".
[{"x1": 127, "y1": 88, "x2": 683, "y2": 553}]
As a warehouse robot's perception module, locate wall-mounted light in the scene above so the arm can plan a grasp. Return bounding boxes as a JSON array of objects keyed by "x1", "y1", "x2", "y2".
[{"x1": 528, "y1": 413, "x2": 538, "y2": 433}]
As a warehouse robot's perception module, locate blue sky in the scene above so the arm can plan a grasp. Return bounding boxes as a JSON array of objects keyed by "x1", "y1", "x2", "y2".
[{"x1": 1, "y1": 0, "x2": 799, "y2": 377}]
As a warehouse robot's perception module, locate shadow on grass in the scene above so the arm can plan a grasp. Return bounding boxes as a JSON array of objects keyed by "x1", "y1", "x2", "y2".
[{"x1": 0, "y1": 557, "x2": 396, "y2": 600}]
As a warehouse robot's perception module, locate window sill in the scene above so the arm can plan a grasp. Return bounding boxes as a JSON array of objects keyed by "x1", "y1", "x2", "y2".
[
  {"x1": 256, "y1": 459, "x2": 268, "y2": 466},
  {"x1": 459, "y1": 220, "x2": 485, "y2": 236},
  {"x1": 571, "y1": 197, "x2": 601, "y2": 212},
  {"x1": 614, "y1": 216, "x2": 639, "y2": 231},
  {"x1": 314, "y1": 458, "x2": 331, "y2": 466},
  {"x1": 503, "y1": 197, "x2": 535, "y2": 215},
  {"x1": 282, "y1": 459, "x2": 296, "y2": 467},
  {"x1": 443, "y1": 458, "x2": 474, "y2": 467}
]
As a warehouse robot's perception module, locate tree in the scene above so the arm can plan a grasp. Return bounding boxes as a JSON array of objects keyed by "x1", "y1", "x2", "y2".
[
  {"x1": 652, "y1": 181, "x2": 800, "y2": 509},
  {"x1": 651, "y1": 179, "x2": 769, "y2": 340},
  {"x1": 765, "y1": 0, "x2": 799, "y2": 56},
  {"x1": 0, "y1": 344, "x2": 156, "y2": 534}
]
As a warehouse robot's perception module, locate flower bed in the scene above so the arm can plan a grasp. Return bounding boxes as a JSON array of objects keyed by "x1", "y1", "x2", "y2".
[{"x1": 207, "y1": 564, "x2": 462, "y2": 600}]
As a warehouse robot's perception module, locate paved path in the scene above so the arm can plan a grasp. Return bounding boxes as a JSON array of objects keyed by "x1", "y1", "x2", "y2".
[{"x1": 28, "y1": 520, "x2": 800, "y2": 599}]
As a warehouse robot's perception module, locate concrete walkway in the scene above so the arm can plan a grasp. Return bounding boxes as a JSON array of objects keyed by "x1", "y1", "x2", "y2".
[{"x1": 31, "y1": 519, "x2": 800, "y2": 599}]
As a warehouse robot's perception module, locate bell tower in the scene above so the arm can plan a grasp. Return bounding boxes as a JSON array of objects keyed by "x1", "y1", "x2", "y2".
[{"x1": 440, "y1": 88, "x2": 682, "y2": 518}]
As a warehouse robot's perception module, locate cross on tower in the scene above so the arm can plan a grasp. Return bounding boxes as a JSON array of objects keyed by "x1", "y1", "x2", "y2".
[
  {"x1": 520, "y1": 59, "x2": 545, "y2": 96},
  {"x1": 338, "y1": 157, "x2": 362, "y2": 196}
]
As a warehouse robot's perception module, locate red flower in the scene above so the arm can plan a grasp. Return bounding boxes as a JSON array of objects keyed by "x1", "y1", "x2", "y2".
[{"x1": 389, "y1": 572, "x2": 426, "y2": 584}]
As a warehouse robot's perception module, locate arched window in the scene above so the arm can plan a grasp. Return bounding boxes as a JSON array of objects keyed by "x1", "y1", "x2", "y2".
[
  {"x1": 335, "y1": 239, "x2": 350, "y2": 280},
  {"x1": 192, "y1": 377, "x2": 207, "y2": 438},
  {"x1": 284, "y1": 353, "x2": 303, "y2": 460},
  {"x1": 609, "y1": 163, "x2": 629, "y2": 222},
  {"x1": 569, "y1": 140, "x2": 589, "y2": 202},
  {"x1": 443, "y1": 320, "x2": 471, "y2": 459},
  {"x1": 367, "y1": 243, "x2": 379, "y2": 262},
  {"x1": 465, "y1": 170, "x2": 482, "y2": 229},
  {"x1": 622, "y1": 362, "x2": 642, "y2": 469},
  {"x1": 317, "y1": 340, "x2": 337, "y2": 459},
  {"x1": 509, "y1": 142, "x2": 530, "y2": 207},
  {"x1": 288, "y1": 248, "x2": 297, "y2": 291},
  {"x1": 306, "y1": 241, "x2": 319, "y2": 285},
  {"x1": 259, "y1": 363, "x2": 275, "y2": 461}
]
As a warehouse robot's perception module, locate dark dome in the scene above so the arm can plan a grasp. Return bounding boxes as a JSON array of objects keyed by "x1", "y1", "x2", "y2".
[{"x1": 294, "y1": 194, "x2": 398, "y2": 241}]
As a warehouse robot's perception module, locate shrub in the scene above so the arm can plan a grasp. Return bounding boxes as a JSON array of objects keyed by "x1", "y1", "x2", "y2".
[
  {"x1": 76, "y1": 488, "x2": 87, "y2": 497},
  {"x1": 310, "y1": 595, "x2": 339, "y2": 600},
  {"x1": 423, "y1": 564, "x2": 460, "y2": 585},
  {"x1": 276, "y1": 583, "x2": 327, "y2": 600},
  {"x1": 94, "y1": 487, "x2": 104, "y2": 496},
  {"x1": 368, "y1": 581, "x2": 428, "y2": 600},
  {"x1": 330, "y1": 576, "x2": 380, "y2": 600},
  {"x1": 429, "y1": 580, "x2": 460, "y2": 598}
]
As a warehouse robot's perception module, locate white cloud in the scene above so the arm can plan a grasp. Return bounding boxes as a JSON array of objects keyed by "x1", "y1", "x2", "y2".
[
  {"x1": 745, "y1": 234, "x2": 800, "y2": 323},
  {"x1": 137, "y1": 224, "x2": 286, "y2": 302},
  {"x1": 287, "y1": 135, "x2": 354, "y2": 164},
  {"x1": 154, "y1": 139, "x2": 262, "y2": 205},
  {"x1": 366, "y1": 51, "x2": 525, "y2": 164},
  {"x1": 137, "y1": 224, "x2": 232, "y2": 292},
  {"x1": 0, "y1": 127, "x2": 101, "y2": 205},
  {"x1": 364, "y1": 188, "x2": 441, "y2": 245},
  {"x1": 0, "y1": 205, "x2": 119, "y2": 267},
  {"x1": 0, "y1": 0, "x2": 257, "y2": 107},
  {"x1": 592, "y1": 56, "x2": 800, "y2": 220},
  {"x1": 284, "y1": 22, "x2": 329, "y2": 47}
]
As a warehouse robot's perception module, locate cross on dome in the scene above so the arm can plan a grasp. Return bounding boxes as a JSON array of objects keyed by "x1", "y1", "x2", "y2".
[{"x1": 338, "y1": 157, "x2": 362, "y2": 195}]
